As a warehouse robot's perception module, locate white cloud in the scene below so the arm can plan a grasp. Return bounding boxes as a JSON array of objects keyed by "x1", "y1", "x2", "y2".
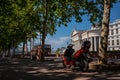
[{"x1": 45, "y1": 36, "x2": 71, "y2": 50}]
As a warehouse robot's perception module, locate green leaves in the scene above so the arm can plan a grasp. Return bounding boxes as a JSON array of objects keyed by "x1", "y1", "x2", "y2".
[{"x1": 0, "y1": 0, "x2": 37, "y2": 50}]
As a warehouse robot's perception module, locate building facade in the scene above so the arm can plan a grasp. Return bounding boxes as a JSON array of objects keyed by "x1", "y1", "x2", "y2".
[
  {"x1": 71, "y1": 19, "x2": 120, "y2": 51},
  {"x1": 81, "y1": 26, "x2": 100, "y2": 51},
  {"x1": 108, "y1": 19, "x2": 120, "y2": 51}
]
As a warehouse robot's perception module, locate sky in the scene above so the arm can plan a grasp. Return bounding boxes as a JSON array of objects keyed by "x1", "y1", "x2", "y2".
[{"x1": 45, "y1": 2, "x2": 120, "y2": 51}]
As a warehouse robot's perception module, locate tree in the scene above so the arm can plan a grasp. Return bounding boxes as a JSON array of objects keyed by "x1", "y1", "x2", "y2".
[
  {"x1": 0, "y1": 0, "x2": 38, "y2": 57},
  {"x1": 98, "y1": 0, "x2": 118, "y2": 64},
  {"x1": 34, "y1": 0, "x2": 103, "y2": 61}
]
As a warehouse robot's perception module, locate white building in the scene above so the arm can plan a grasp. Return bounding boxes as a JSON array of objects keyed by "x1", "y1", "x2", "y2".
[
  {"x1": 108, "y1": 19, "x2": 120, "y2": 51},
  {"x1": 81, "y1": 25, "x2": 100, "y2": 51},
  {"x1": 71, "y1": 19, "x2": 120, "y2": 51}
]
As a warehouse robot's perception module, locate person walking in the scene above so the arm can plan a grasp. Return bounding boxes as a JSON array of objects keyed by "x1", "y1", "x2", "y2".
[{"x1": 36, "y1": 45, "x2": 42, "y2": 61}]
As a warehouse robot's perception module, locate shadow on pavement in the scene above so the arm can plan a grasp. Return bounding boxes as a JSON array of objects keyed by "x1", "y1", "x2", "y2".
[{"x1": 0, "y1": 58, "x2": 120, "y2": 80}]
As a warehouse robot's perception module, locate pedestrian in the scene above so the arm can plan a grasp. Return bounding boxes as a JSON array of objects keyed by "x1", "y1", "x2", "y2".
[
  {"x1": 55, "y1": 48, "x2": 60, "y2": 57},
  {"x1": 36, "y1": 45, "x2": 42, "y2": 61}
]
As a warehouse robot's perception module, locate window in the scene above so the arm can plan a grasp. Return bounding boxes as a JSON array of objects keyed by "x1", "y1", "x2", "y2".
[
  {"x1": 111, "y1": 30, "x2": 114, "y2": 35},
  {"x1": 112, "y1": 48, "x2": 114, "y2": 50},
  {"x1": 112, "y1": 40, "x2": 114, "y2": 45},
  {"x1": 116, "y1": 29, "x2": 118, "y2": 34},
  {"x1": 116, "y1": 36, "x2": 119, "y2": 38},
  {"x1": 117, "y1": 39, "x2": 119, "y2": 45},
  {"x1": 110, "y1": 25, "x2": 113, "y2": 28},
  {"x1": 116, "y1": 24, "x2": 118, "y2": 27},
  {"x1": 108, "y1": 41, "x2": 110, "y2": 45}
]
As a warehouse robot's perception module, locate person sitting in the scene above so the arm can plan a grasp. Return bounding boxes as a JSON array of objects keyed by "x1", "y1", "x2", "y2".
[
  {"x1": 64, "y1": 44, "x2": 75, "y2": 61},
  {"x1": 63, "y1": 44, "x2": 75, "y2": 67},
  {"x1": 73, "y1": 40, "x2": 91, "y2": 62}
]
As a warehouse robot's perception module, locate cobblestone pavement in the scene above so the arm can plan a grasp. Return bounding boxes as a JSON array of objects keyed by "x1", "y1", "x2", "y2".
[{"x1": 0, "y1": 58, "x2": 120, "y2": 80}]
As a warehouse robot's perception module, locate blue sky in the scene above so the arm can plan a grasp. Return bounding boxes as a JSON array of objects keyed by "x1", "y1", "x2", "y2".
[{"x1": 45, "y1": 2, "x2": 120, "y2": 50}]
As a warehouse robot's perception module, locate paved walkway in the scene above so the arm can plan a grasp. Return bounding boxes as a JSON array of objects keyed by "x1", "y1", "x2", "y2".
[{"x1": 0, "y1": 58, "x2": 120, "y2": 80}]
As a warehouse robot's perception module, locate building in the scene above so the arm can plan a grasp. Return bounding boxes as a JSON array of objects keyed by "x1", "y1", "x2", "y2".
[
  {"x1": 71, "y1": 19, "x2": 120, "y2": 51},
  {"x1": 81, "y1": 25, "x2": 100, "y2": 51},
  {"x1": 108, "y1": 19, "x2": 120, "y2": 51},
  {"x1": 71, "y1": 26, "x2": 100, "y2": 51}
]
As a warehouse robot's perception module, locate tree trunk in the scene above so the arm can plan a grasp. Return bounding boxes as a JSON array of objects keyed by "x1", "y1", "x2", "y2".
[
  {"x1": 12, "y1": 40, "x2": 16, "y2": 57},
  {"x1": 98, "y1": 0, "x2": 111, "y2": 64},
  {"x1": 39, "y1": 0, "x2": 48, "y2": 61},
  {"x1": 13, "y1": 47, "x2": 15, "y2": 57},
  {"x1": 2, "y1": 46, "x2": 5, "y2": 58},
  {"x1": 22, "y1": 41, "x2": 25, "y2": 56},
  {"x1": 7, "y1": 44, "x2": 12, "y2": 57},
  {"x1": 41, "y1": 33, "x2": 45, "y2": 61},
  {"x1": 8, "y1": 48, "x2": 11, "y2": 57}
]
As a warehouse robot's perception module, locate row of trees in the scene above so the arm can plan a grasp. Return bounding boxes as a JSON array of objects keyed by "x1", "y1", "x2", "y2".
[
  {"x1": 0, "y1": 0, "x2": 119, "y2": 64},
  {"x1": 0, "y1": 0, "x2": 37, "y2": 57}
]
